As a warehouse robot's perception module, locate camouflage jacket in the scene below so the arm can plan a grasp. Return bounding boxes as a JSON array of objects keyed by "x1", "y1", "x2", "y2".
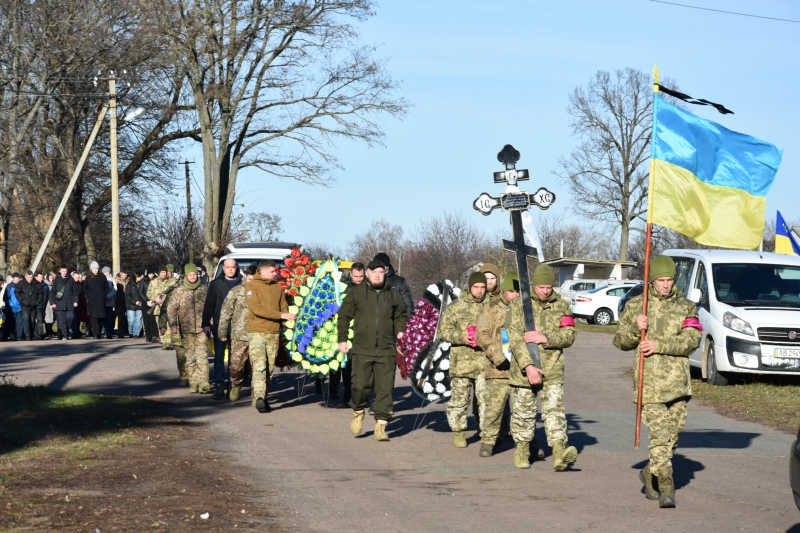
[
  {"x1": 613, "y1": 285, "x2": 702, "y2": 404},
  {"x1": 506, "y1": 291, "x2": 576, "y2": 388},
  {"x1": 476, "y1": 294, "x2": 514, "y2": 380},
  {"x1": 167, "y1": 282, "x2": 208, "y2": 334},
  {"x1": 218, "y1": 282, "x2": 248, "y2": 341},
  {"x1": 147, "y1": 276, "x2": 178, "y2": 316},
  {"x1": 438, "y1": 292, "x2": 487, "y2": 378}
]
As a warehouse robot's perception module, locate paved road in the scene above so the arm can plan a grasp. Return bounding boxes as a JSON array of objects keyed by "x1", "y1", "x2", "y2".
[{"x1": 2, "y1": 332, "x2": 799, "y2": 532}]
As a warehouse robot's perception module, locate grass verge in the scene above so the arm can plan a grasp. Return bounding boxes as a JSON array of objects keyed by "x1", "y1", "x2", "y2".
[
  {"x1": 575, "y1": 322, "x2": 617, "y2": 334},
  {"x1": 0, "y1": 378, "x2": 286, "y2": 531},
  {"x1": 691, "y1": 375, "x2": 800, "y2": 434}
]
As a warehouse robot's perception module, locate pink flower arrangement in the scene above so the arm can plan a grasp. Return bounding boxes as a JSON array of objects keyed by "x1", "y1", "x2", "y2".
[{"x1": 398, "y1": 299, "x2": 440, "y2": 377}]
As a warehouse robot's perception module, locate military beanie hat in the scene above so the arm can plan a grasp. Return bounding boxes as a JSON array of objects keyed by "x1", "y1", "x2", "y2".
[
  {"x1": 166, "y1": 264, "x2": 174, "y2": 273},
  {"x1": 159, "y1": 265, "x2": 168, "y2": 273},
  {"x1": 479, "y1": 263, "x2": 500, "y2": 280},
  {"x1": 531, "y1": 264, "x2": 555, "y2": 286},
  {"x1": 501, "y1": 272, "x2": 519, "y2": 292},
  {"x1": 649, "y1": 255, "x2": 676, "y2": 282},
  {"x1": 468, "y1": 271, "x2": 487, "y2": 288},
  {"x1": 184, "y1": 263, "x2": 198, "y2": 276}
]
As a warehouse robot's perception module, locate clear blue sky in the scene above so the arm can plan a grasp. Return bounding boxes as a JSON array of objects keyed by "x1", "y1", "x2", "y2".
[{"x1": 201, "y1": 0, "x2": 800, "y2": 252}]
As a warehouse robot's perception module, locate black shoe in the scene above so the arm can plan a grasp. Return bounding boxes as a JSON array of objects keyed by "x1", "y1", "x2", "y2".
[
  {"x1": 255, "y1": 398, "x2": 267, "y2": 413},
  {"x1": 212, "y1": 386, "x2": 226, "y2": 401}
]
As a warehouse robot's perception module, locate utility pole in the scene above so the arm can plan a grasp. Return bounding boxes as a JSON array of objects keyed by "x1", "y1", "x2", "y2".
[
  {"x1": 109, "y1": 71, "x2": 120, "y2": 274},
  {"x1": 183, "y1": 160, "x2": 195, "y2": 262}
]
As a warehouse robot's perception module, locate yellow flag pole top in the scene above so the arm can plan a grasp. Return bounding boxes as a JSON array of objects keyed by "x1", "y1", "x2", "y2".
[{"x1": 653, "y1": 64, "x2": 659, "y2": 92}]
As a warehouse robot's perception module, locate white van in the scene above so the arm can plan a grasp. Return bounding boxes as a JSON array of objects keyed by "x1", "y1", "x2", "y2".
[
  {"x1": 212, "y1": 242, "x2": 303, "y2": 279},
  {"x1": 662, "y1": 249, "x2": 800, "y2": 385}
]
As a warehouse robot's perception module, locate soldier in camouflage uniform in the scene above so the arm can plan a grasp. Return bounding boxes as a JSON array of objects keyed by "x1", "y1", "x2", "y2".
[
  {"x1": 218, "y1": 265, "x2": 256, "y2": 402},
  {"x1": 613, "y1": 255, "x2": 702, "y2": 508},
  {"x1": 520, "y1": 264, "x2": 578, "y2": 471},
  {"x1": 168, "y1": 264, "x2": 211, "y2": 393},
  {"x1": 439, "y1": 272, "x2": 488, "y2": 449},
  {"x1": 147, "y1": 266, "x2": 178, "y2": 351},
  {"x1": 245, "y1": 260, "x2": 293, "y2": 413},
  {"x1": 476, "y1": 272, "x2": 519, "y2": 458}
]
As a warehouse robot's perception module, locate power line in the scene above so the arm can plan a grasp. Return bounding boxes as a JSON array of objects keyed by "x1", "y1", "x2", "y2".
[{"x1": 648, "y1": 0, "x2": 800, "y2": 23}]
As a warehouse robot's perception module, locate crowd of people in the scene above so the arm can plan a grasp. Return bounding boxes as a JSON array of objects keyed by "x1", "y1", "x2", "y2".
[
  {"x1": 1, "y1": 251, "x2": 701, "y2": 509},
  {"x1": 0, "y1": 262, "x2": 209, "y2": 343}
]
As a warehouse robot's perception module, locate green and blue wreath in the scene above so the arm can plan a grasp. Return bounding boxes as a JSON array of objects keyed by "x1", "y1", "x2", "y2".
[{"x1": 283, "y1": 259, "x2": 353, "y2": 378}]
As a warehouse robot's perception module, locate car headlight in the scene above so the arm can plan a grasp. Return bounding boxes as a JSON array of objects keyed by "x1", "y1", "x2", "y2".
[{"x1": 722, "y1": 311, "x2": 754, "y2": 336}]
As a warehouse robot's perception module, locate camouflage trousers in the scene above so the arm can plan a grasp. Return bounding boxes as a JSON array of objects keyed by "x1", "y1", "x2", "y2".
[
  {"x1": 171, "y1": 333, "x2": 187, "y2": 380},
  {"x1": 249, "y1": 333, "x2": 278, "y2": 403},
  {"x1": 229, "y1": 340, "x2": 250, "y2": 387},
  {"x1": 482, "y1": 381, "x2": 538, "y2": 445},
  {"x1": 642, "y1": 398, "x2": 688, "y2": 473},
  {"x1": 157, "y1": 313, "x2": 172, "y2": 348},
  {"x1": 182, "y1": 332, "x2": 210, "y2": 385},
  {"x1": 540, "y1": 383, "x2": 568, "y2": 446},
  {"x1": 446, "y1": 375, "x2": 485, "y2": 433}
]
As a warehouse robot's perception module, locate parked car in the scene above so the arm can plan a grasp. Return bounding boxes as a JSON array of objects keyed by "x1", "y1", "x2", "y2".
[
  {"x1": 571, "y1": 283, "x2": 636, "y2": 325},
  {"x1": 620, "y1": 249, "x2": 800, "y2": 386},
  {"x1": 212, "y1": 242, "x2": 303, "y2": 279},
  {"x1": 792, "y1": 424, "x2": 800, "y2": 511},
  {"x1": 557, "y1": 278, "x2": 638, "y2": 304},
  {"x1": 618, "y1": 282, "x2": 644, "y2": 317}
]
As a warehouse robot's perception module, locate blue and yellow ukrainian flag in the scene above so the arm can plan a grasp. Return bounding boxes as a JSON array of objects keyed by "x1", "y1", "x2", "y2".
[
  {"x1": 648, "y1": 94, "x2": 783, "y2": 250},
  {"x1": 776, "y1": 211, "x2": 800, "y2": 256}
]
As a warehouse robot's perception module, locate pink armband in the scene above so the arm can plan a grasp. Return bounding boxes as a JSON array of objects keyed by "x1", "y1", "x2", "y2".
[
  {"x1": 682, "y1": 317, "x2": 703, "y2": 331},
  {"x1": 560, "y1": 316, "x2": 575, "y2": 327}
]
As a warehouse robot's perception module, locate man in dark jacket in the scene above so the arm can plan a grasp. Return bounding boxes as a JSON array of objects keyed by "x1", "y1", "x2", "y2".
[
  {"x1": 373, "y1": 252, "x2": 414, "y2": 315},
  {"x1": 337, "y1": 259, "x2": 408, "y2": 442},
  {"x1": 36, "y1": 272, "x2": 49, "y2": 339},
  {"x1": 50, "y1": 266, "x2": 79, "y2": 340},
  {"x1": 16, "y1": 271, "x2": 42, "y2": 341},
  {"x1": 85, "y1": 262, "x2": 110, "y2": 339},
  {"x1": 202, "y1": 258, "x2": 242, "y2": 398}
]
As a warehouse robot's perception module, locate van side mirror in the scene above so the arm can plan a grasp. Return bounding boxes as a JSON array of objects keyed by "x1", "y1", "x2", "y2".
[{"x1": 687, "y1": 288, "x2": 702, "y2": 304}]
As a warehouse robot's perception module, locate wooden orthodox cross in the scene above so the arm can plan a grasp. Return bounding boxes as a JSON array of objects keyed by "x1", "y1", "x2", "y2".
[{"x1": 473, "y1": 144, "x2": 556, "y2": 370}]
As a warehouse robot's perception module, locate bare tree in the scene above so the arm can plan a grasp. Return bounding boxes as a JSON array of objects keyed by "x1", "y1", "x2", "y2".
[
  {"x1": 554, "y1": 68, "x2": 678, "y2": 263},
  {"x1": 348, "y1": 220, "x2": 405, "y2": 267},
  {"x1": 534, "y1": 213, "x2": 618, "y2": 261},
  {"x1": 153, "y1": 0, "x2": 409, "y2": 269},
  {"x1": 246, "y1": 212, "x2": 282, "y2": 242}
]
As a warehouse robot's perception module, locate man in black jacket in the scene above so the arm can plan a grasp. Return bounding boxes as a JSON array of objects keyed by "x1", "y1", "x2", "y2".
[
  {"x1": 202, "y1": 258, "x2": 242, "y2": 398},
  {"x1": 50, "y1": 267, "x2": 79, "y2": 340},
  {"x1": 16, "y1": 271, "x2": 42, "y2": 341},
  {"x1": 373, "y1": 253, "x2": 414, "y2": 315},
  {"x1": 337, "y1": 259, "x2": 407, "y2": 442}
]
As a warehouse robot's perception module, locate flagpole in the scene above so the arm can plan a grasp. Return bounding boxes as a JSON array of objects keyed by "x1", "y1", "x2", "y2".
[{"x1": 635, "y1": 65, "x2": 659, "y2": 449}]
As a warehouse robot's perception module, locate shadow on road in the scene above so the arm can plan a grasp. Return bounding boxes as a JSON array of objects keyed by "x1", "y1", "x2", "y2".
[
  {"x1": 631, "y1": 454, "x2": 705, "y2": 490},
  {"x1": 786, "y1": 524, "x2": 800, "y2": 533},
  {"x1": 567, "y1": 414, "x2": 599, "y2": 452},
  {"x1": 679, "y1": 429, "x2": 760, "y2": 449}
]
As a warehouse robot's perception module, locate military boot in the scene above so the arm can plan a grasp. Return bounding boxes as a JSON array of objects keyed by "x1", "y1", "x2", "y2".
[
  {"x1": 531, "y1": 436, "x2": 545, "y2": 461},
  {"x1": 189, "y1": 383, "x2": 199, "y2": 394},
  {"x1": 514, "y1": 442, "x2": 530, "y2": 469},
  {"x1": 639, "y1": 465, "x2": 660, "y2": 500},
  {"x1": 197, "y1": 382, "x2": 211, "y2": 394},
  {"x1": 552, "y1": 440, "x2": 578, "y2": 471},
  {"x1": 479, "y1": 442, "x2": 493, "y2": 457},
  {"x1": 453, "y1": 431, "x2": 467, "y2": 448},
  {"x1": 229, "y1": 386, "x2": 241, "y2": 402},
  {"x1": 255, "y1": 398, "x2": 267, "y2": 413},
  {"x1": 657, "y1": 469, "x2": 676, "y2": 508},
  {"x1": 374, "y1": 420, "x2": 390, "y2": 442},
  {"x1": 350, "y1": 410, "x2": 365, "y2": 435}
]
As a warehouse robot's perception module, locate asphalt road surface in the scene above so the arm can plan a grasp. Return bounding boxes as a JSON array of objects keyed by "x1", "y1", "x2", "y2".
[{"x1": 2, "y1": 332, "x2": 799, "y2": 533}]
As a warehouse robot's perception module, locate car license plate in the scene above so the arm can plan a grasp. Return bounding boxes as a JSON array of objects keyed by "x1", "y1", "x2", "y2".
[{"x1": 774, "y1": 348, "x2": 800, "y2": 358}]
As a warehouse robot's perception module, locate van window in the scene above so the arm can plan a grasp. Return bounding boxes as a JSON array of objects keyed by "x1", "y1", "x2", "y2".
[
  {"x1": 711, "y1": 263, "x2": 800, "y2": 306},
  {"x1": 694, "y1": 262, "x2": 709, "y2": 310},
  {"x1": 671, "y1": 257, "x2": 695, "y2": 295}
]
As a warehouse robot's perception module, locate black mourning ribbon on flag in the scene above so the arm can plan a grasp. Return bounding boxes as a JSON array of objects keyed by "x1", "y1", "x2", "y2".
[{"x1": 657, "y1": 84, "x2": 734, "y2": 115}]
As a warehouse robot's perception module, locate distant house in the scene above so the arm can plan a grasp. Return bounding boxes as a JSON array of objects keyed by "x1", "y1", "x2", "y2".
[{"x1": 542, "y1": 257, "x2": 638, "y2": 287}]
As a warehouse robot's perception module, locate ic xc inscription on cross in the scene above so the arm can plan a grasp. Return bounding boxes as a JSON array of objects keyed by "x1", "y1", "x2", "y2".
[{"x1": 472, "y1": 144, "x2": 556, "y2": 370}]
